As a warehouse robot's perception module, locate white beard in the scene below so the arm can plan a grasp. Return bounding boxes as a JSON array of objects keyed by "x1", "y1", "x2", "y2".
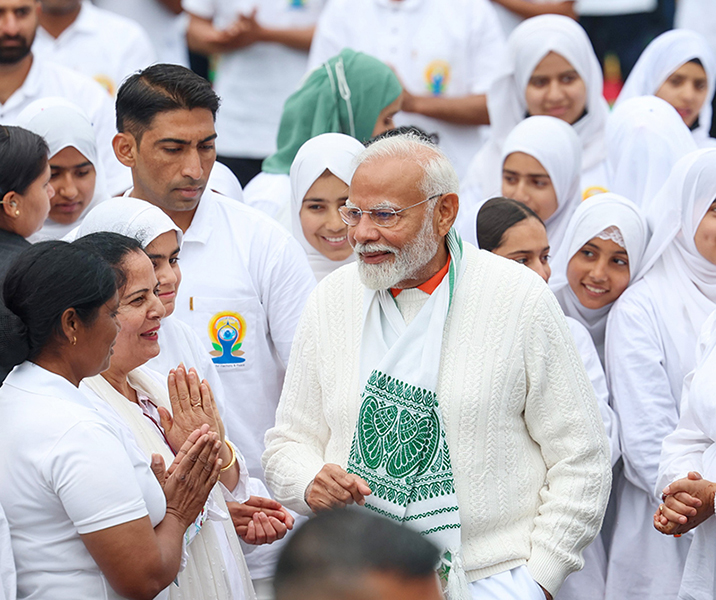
[{"x1": 354, "y1": 215, "x2": 440, "y2": 290}]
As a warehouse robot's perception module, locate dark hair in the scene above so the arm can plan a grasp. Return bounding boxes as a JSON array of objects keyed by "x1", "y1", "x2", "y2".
[
  {"x1": 116, "y1": 63, "x2": 220, "y2": 143},
  {"x1": 0, "y1": 125, "x2": 49, "y2": 198},
  {"x1": 477, "y1": 197, "x2": 545, "y2": 252},
  {"x1": 0, "y1": 240, "x2": 118, "y2": 369},
  {"x1": 688, "y1": 58, "x2": 704, "y2": 68},
  {"x1": 274, "y1": 508, "x2": 440, "y2": 600},
  {"x1": 72, "y1": 232, "x2": 144, "y2": 280},
  {"x1": 368, "y1": 125, "x2": 440, "y2": 146}
]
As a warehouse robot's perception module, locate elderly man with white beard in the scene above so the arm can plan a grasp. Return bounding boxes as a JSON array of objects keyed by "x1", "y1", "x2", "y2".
[{"x1": 262, "y1": 133, "x2": 611, "y2": 600}]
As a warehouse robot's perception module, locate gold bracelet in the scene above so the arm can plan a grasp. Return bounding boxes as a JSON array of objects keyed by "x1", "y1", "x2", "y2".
[{"x1": 220, "y1": 441, "x2": 237, "y2": 472}]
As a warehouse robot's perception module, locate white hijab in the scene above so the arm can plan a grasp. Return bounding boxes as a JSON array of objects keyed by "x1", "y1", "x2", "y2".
[
  {"x1": 607, "y1": 96, "x2": 698, "y2": 211},
  {"x1": 473, "y1": 15, "x2": 608, "y2": 196},
  {"x1": 640, "y1": 148, "x2": 716, "y2": 375},
  {"x1": 76, "y1": 196, "x2": 183, "y2": 248},
  {"x1": 616, "y1": 29, "x2": 716, "y2": 147},
  {"x1": 500, "y1": 115, "x2": 582, "y2": 256},
  {"x1": 16, "y1": 97, "x2": 109, "y2": 242},
  {"x1": 289, "y1": 133, "x2": 364, "y2": 282},
  {"x1": 550, "y1": 193, "x2": 649, "y2": 360}
]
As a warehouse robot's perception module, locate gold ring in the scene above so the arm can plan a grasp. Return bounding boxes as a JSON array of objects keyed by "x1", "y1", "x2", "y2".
[{"x1": 191, "y1": 401, "x2": 201, "y2": 408}]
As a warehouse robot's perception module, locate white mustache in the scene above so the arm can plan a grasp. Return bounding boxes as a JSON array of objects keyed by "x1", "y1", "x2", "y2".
[{"x1": 353, "y1": 242, "x2": 397, "y2": 256}]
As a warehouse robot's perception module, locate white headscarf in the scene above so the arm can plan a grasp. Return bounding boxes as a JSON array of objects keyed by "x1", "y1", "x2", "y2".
[
  {"x1": 500, "y1": 115, "x2": 582, "y2": 256},
  {"x1": 616, "y1": 29, "x2": 716, "y2": 147},
  {"x1": 16, "y1": 97, "x2": 109, "y2": 242},
  {"x1": 289, "y1": 133, "x2": 365, "y2": 282},
  {"x1": 607, "y1": 96, "x2": 698, "y2": 211},
  {"x1": 640, "y1": 148, "x2": 716, "y2": 375},
  {"x1": 550, "y1": 193, "x2": 649, "y2": 360},
  {"x1": 472, "y1": 15, "x2": 609, "y2": 197},
  {"x1": 76, "y1": 196, "x2": 183, "y2": 248}
]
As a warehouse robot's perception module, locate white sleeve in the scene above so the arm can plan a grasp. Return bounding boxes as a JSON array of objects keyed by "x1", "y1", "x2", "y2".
[
  {"x1": 118, "y1": 24, "x2": 158, "y2": 78},
  {"x1": 182, "y1": 0, "x2": 216, "y2": 20},
  {"x1": 42, "y1": 421, "x2": 150, "y2": 535},
  {"x1": 307, "y1": 0, "x2": 349, "y2": 69},
  {"x1": 219, "y1": 442, "x2": 252, "y2": 504},
  {"x1": 468, "y1": 0, "x2": 508, "y2": 94}
]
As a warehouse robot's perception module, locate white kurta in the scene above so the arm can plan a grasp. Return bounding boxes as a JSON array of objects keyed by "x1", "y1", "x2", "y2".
[
  {"x1": 0, "y1": 363, "x2": 167, "y2": 600},
  {"x1": 33, "y1": 1, "x2": 157, "y2": 98},
  {"x1": 0, "y1": 56, "x2": 130, "y2": 195},
  {"x1": 0, "y1": 504, "x2": 14, "y2": 600},
  {"x1": 308, "y1": 0, "x2": 507, "y2": 178},
  {"x1": 605, "y1": 280, "x2": 693, "y2": 600},
  {"x1": 170, "y1": 189, "x2": 316, "y2": 480},
  {"x1": 181, "y1": 0, "x2": 324, "y2": 159}
]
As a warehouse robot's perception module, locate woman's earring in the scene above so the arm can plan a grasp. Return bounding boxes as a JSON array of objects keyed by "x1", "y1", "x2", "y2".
[{"x1": 71, "y1": 336, "x2": 77, "y2": 346}]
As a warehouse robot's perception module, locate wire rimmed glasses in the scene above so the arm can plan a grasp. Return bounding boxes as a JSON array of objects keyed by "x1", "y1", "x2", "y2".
[{"x1": 338, "y1": 193, "x2": 444, "y2": 228}]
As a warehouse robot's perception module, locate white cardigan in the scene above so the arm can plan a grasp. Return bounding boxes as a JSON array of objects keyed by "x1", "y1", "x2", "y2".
[{"x1": 263, "y1": 244, "x2": 611, "y2": 594}]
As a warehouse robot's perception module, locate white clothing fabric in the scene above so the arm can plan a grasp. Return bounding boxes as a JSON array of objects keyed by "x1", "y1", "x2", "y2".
[
  {"x1": 81, "y1": 368, "x2": 255, "y2": 600},
  {"x1": 181, "y1": 0, "x2": 324, "y2": 159},
  {"x1": 0, "y1": 56, "x2": 130, "y2": 195},
  {"x1": 0, "y1": 504, "x2": 14, "y2": 600},
  {"x1": 676, "y1": 0, "x2": 716, "y2": 60},
  {"x1": 33, "y1": 1, "x2": 156, "y2": 97},
  {"x1": 615, "y1": 30, "x2": 716, "y2": 148},
  {"x1": 0, "y1": 362, "x2": 166, "y2": 600},
  {"x1": 575, "y1": 0, "x2": 656, "y2": 16},
  {"x1": 243, "y1": 172, "x2": 291, "y2": 221},
  {"x1": 550, "y1": 193, "x2": 649, "y2": 362},
  {"x1": 606, "y1": 96, "x2": 698, "y2": 211},
  {"x1": 465, "y1": 15, "x2": 609, "y2": 203},
  {"x1": 491, "y1": 0, "x2": 573, "y2": 36},
  {"x1": 469, "y1": 565, "x2": 545, "y2": 599},
  {"x1": 210, "y1": 161, "x2": 244, "y2": 202},
  {"x1": 93, "y1": 0, "x2": 189, "y2": 67},
  {"x1": 16, "y1": 97, "x2": 110, "y2": 242},
  {"x1": 309, "y1": 0, "x2": 507, "y2": 178},
  {"x1": 289, "y1": 133, "x2": 362, "y2": 281},
  {"x1": 263, "y1": 244, "x2": 612, "y2": 595},
  {"x1": 161, "y1": 189, "x2": 315, "y2": 480}
]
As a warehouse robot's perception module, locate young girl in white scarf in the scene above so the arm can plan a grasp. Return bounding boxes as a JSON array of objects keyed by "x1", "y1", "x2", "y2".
[
  {"x1": 461, "y1": 14, "x2": 609, "y2": 212},
  {"x1": 616, "y1": 29, "x2": 716, "y2": 148},
  {"x1": 605, "y1": 148, "x2": 716, "y2": 600},
  {"x1": 289, "y1": 133, "x2": 365, "y2": 282}
]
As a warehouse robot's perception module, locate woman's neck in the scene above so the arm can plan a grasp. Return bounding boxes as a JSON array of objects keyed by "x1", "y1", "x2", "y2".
[{"x1": 101, "y1": 365, "x2": 139, "y2": 403}]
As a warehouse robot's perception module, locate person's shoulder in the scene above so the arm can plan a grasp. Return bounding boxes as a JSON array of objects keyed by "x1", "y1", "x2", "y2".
[
  {"x1": 82, "y1": 1, "x2": 150, "y2": 36},
  {"x1": 36, "y1": 58, "x2": 111, "y2": 99},
  {"x1": 207, "y1": 189, "x2": 293, "y2": 240}
]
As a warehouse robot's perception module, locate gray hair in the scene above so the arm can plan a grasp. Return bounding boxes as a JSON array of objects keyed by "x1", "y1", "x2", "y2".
[{"x1": 355, "y1": 132, "x2": 459, "y2": 203}]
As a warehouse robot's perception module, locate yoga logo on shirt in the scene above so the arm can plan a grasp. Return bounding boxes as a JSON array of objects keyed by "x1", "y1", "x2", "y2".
[
  {"x1": 208, "y1": 311, "x2": 247, "y2": 365},
  {"x1": 424, "y1": 60, "x2": 451, "y2": 96},
  {"x1": 93, "y1": 74, "x2": 116, "y2": 97},
  {"x1": 582, "y1": 185, "x2": 609, "y2": 201},
  {"x1": 287, "y1": 0, "x2": 306, "y2": 8}
]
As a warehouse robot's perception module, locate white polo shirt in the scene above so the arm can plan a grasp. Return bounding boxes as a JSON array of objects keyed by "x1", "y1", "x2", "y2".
[
  {"x1": 0, "y1": 363, "x2": 166, "y2": 600},
  {"x1": 33, "y1": 1, "x2": 156, "y2": 98},
  {"x1": 0, "y1": 56, "x2": 131, "y2": 195},
  {"x1": 308, "y1": 0, "x2": 507, "y2": 178},
  {"x1": 93, "y1": 0, "x2": 190, "y2": 67},
  {"x1": 181, "y1": 0, "x2": 325, "y2": 159},
  {"x1": 167, "y1": 189, "x2": 316, "y2": 479},
  {"x1": 575, "y1": 0, "x2": 657, "y2": 16},
  {"x1": 491, "y1": 0, "x2": 575, "y2": 36}
]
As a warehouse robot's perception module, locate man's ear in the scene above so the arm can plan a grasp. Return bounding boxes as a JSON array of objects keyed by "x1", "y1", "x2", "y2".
[
  {"x1": 113, "y1": 132, "x2": 138, "y2": 168},
  {"x1": 436, "y1": 192, "x2": 459, "y2": 237}
]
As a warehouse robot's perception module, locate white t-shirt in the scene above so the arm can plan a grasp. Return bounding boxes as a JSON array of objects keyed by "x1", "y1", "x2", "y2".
[
  {"x1": 491, "y1": 0, "x2": 573, "y2": 36},
  {"x1": 575, "y1": 0, "x2": 657, "y2": 16},
  {"x1": 168, "y1": 189, "x2": 316, "y2": 479},
  {"x1": 92, "y1": 0, "x2": 190, "y2": 67},
  {"x1": 181, "y1": 0, "x2": 325, "y2": 159},
  {"x1": 0, "y1": 363, "x2": 166, "y2": 600},
  {"x1": 33, "y1": 1, "x2": 157, "y2": 98},
  {"x1": 308, "y1": 0, "x2": 507, "y2": 178},
  {"x1": 0, "y1": 56, "x2": 131, "y2": 195}
]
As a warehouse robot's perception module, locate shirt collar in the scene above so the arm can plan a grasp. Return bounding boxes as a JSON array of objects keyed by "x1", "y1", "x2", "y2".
[
  {"x1": 4, "y1": 362, "x2": 95, "y2": 411},
  {"x1": 391, "y1": 255, "x2": 450, "y2": 297}
]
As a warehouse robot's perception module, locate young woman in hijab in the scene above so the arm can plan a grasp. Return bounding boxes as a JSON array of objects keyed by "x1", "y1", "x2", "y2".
[
  {"x1": 477, "y1": 196, "x2": 618, "y2": 600},
  {"x1": 549, "y1": 194, "x2": 649, "y2": 364},
  {"x1": 243, "y1": 48, "x2": 403, "y2": 221},
  {"x1": 461, "y1": 14, "x2": 609, "y2": 208},
  {"x1": 15, "y1": 97, "x2": 108, "y2": 242},
  {"x1": 457, "y1": 115, "x2": 582, "y2": 258},
  {"x1": 289, "y1": 133, "x2": 365, "y2": 282},
  {"x1": 74, "y1": 232, "x2": 257, "y2": 600},
  {"x1": 616, "y1": 29, "x2": 716, "y2": 148},
  {"x1": 606, "y1": 96, "x2": 697, "y2": 211},
  {"x1": 604, "y1": 149, "x2": 716, "y2": 600}
]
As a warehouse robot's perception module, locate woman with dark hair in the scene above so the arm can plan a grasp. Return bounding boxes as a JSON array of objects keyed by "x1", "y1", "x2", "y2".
[
  {"x1": 476, "y1": 196, "x2": 618, "y2": 600},
  {"x1": 0, "y1": 238, "x2": 222, "y2": 600},
  {"x1": 0, "y1": 125, "x2": 55, "y2": 382}
]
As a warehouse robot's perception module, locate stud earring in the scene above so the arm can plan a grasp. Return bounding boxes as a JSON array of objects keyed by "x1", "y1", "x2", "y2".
[{"x1": 71, "y1": 336, "x2": 77, "y2": 346}]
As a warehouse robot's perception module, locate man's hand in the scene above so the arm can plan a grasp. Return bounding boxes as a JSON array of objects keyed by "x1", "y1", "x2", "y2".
[
  {"x1": 228, "y1": 496, "x2": 295, "y2": 544},
  {"x1": 305, "y1": 464, "x2": 372, "y2": 512},
  {"x1": 654, "y1": 471, "x2": 716, "y2": 536}
]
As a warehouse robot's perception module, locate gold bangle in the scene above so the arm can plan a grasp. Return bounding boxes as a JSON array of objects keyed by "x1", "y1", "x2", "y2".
[{"x1": 220, "y1": 441, "x2": 236, "y2": 472}]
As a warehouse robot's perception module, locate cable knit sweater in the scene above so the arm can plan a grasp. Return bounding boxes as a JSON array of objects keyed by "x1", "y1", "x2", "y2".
[{"x1": 262, "y1": 244, "x2": 612, "y2": 595}]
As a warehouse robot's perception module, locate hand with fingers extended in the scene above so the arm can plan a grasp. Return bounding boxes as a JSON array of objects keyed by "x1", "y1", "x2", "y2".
[
  {"x1": 654, "y1": 471, "x2": 716, "y2": 536},
  {"x1": 305, "y1": 464, "x2": 372, "y2": 513},
  {"x1": 162, "y1": 425, "x2": 224, "y2": 528},
  {"x1": 228, "y1": 496, "x2": 295, "y2": 545}
]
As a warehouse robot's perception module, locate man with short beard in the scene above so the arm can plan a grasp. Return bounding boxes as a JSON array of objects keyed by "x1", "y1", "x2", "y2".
[
  {"x1": 263, "y1": 133, "x2": 612, "y2": 600},
  {"x1": 0, "y1": 0, "x2": 129, "y2": 194}
]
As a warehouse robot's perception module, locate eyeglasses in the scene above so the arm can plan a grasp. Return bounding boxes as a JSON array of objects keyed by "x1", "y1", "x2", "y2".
[{"x1": 338, "y1": 194, "x2": 444, "y2": 228}]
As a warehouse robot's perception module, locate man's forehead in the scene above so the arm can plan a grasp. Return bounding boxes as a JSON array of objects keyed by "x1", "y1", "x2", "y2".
[
  {"x1": 0, "y1": 0, "x2": 36, "y2": 9},
  {"x1": 351, "y1": 157, "x2": 422, "y2": 203},
  {"x1": 144, "y1": 108, "x2": 216, "y2": 142}
]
